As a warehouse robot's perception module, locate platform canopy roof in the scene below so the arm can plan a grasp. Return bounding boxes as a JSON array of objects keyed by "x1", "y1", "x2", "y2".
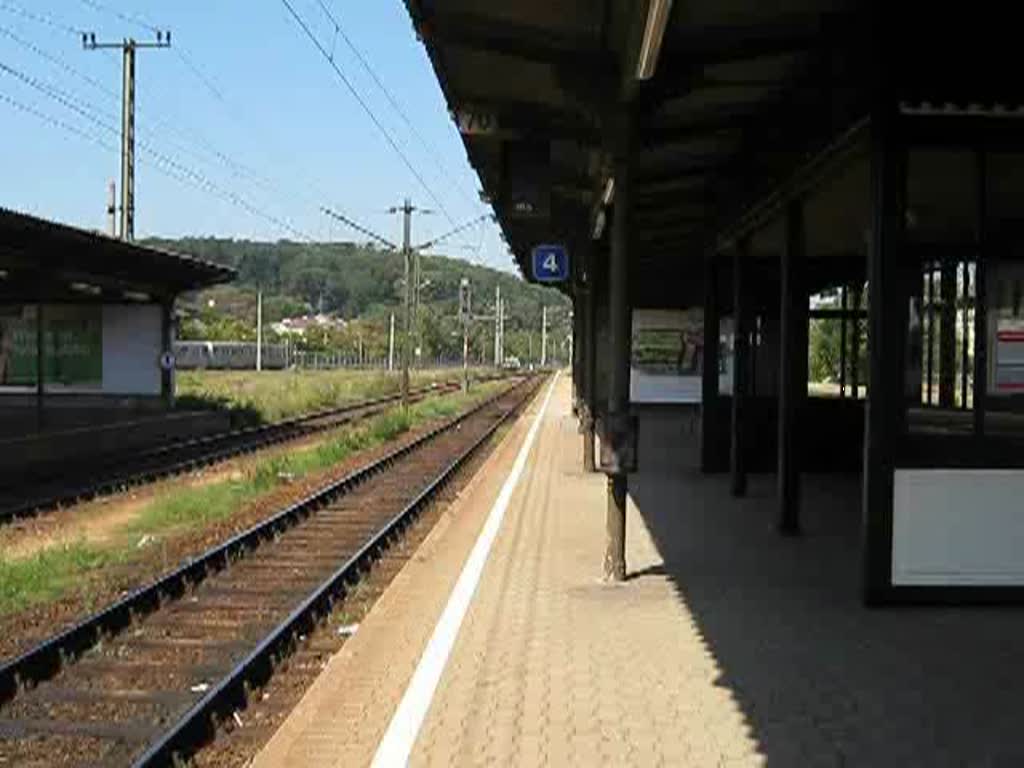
[
  {"x1": 0, "y1": 208, "x2": 235, "y2": 302},
  {"x1": 405, "y1": 1, "x2": 1019, "y2": 306},
  {"x1": 405, "y1": 0, "x2": 874, "y2": 294}
]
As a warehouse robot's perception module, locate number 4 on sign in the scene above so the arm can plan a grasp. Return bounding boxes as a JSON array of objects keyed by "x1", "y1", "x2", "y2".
[{"x1": 531, "y1": 244, "x2": 569, "y2": 283}]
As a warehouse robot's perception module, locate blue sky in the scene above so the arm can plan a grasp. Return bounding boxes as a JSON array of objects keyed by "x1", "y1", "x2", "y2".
[{"x1": 0, "y1": 0, "x2": 512, "y2": 269}]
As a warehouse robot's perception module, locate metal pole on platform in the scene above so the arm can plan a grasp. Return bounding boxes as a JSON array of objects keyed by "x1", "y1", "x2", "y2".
[
  {"x1": 541, "y1": 306, "x2": 547, "y2": 367},
  {"x1": 778, "y1": 201, "x2": 807, "y2": 535},
  {"x1": 840, "y1": 285, "x2": 849, "y2": 398},
  {"x1": 852, "y1": 285, "x2": 862, "y2": 398},
  {"x1": 583, "y1": 282, "x2": 597, "y2": 472},
  {"x1": 161, "y1": 299, "x2": 174, "y2": 407},
  {"x1": 701, "y1": 255, "x2": 721, "y2": 473},
  {"x1": 604, "y1": 110, "x2": 633, "y2": 583},
  {"x1": 731, "y1": 238, "x2": 750, "y2": 497},
  {"x1": 862, "y1": 92, "x2": 907, "y2": 604}
]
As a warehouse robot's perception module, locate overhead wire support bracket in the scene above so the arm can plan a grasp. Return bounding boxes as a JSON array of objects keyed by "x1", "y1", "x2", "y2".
[
  {"x1": 321, "y1": 206, "x2": 397, "y2": 250},
  {"x1": 279, "y1": 0, "x2": 460, "y2": 230},
  {"x1": 415, "y1": 213, "x2": 494, "y2": 251}
]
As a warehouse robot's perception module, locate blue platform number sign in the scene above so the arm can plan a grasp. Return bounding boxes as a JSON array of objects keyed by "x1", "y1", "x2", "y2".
[{"x1": 531, "y1": 244, "x2": 570, "y2": 283}]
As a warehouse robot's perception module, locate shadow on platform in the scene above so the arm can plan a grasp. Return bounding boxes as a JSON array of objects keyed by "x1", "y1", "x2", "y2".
[{"x1": 630, "y1": 414, "x2": 1024, "y2": 766}]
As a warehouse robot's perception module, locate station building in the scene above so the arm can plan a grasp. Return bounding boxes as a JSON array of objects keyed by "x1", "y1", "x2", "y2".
[
  {"x1": 407, "y1": 2, "x2": 1024, "y2": 602},
  {"x1": 0, "y1": 207, "x2": 234, "y2": 475}
]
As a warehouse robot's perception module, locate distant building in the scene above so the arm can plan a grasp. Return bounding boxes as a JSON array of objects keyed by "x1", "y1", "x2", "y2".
[
  {"x1": 0, "y1": 207, "x2": 233, "y2": 407},
  {"x1": 271, "y1": 314, "x2": 347, "y2": 337}
]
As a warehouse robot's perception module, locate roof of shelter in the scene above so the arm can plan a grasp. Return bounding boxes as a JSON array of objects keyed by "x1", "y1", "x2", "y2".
[
  {"x1": 0, "y1": 207, "x2": 235, "y2": 301},
  {"x1": 401, "y1": 1, "x2": 907, "y2": 305}
]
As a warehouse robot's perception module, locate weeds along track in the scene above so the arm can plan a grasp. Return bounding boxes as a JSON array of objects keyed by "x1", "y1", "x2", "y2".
[
  {"x1": 0, "y1": 376, "x2": 505, "y2": 526},
  {"x1": 0, "y1": 375, "x2": 542, "y2": 767}
]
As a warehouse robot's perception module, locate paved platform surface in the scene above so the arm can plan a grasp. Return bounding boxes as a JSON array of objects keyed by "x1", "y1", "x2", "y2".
[{"x1": 257, "y1": 376, "x2": 1024, "y2": 766}]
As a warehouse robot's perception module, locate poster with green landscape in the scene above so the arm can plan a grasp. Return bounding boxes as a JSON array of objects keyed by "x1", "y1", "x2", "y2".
[{"x1": 0, "y1": 305, "x2": 102, "y2": 388}]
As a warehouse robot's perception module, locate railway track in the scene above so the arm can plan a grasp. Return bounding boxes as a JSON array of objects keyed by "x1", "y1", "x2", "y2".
[
  {"x1": 0, "y1": 375, "x2": 543, "y2": 767},
  {"x1": 0, "y1": 375, "x2": 504, "y2": 526}
]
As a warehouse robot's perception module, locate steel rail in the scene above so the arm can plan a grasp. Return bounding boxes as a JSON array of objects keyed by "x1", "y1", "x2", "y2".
[
  {"x1": 132, "y1": 375, "x2": 542, "y2": 766},
  {"x1": 0, "y1": 376, "x2": 535, "y2": 709},
  {"x1": 0, "y1": 375, "x2": 507, "y2": 525}
]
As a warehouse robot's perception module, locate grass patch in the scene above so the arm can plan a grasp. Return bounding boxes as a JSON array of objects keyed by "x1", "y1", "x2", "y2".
[
  {"x1": 0, "y1": 381, "x2": 508, "y2": 616},
  {"x1": 176, "y1": 367, "x2": 490, "y2": 424},
  {"x1": 0, "y1": 542, "x2": 114, "y2": 615}
]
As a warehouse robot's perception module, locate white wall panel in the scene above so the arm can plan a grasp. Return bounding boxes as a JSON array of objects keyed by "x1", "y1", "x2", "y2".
[
  {"x1": 102, "y1": 304, "x2": 161, "y2": 395},
  {"x1": 893, "y1": 469, "x2": 1024, "y2": 586}
]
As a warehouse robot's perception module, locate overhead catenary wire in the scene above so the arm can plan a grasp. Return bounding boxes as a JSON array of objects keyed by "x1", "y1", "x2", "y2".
[
  {"x1": 0, "y1": 0, "x2": 82, "y2": 36},
  {"x1": 70, "y1": 0, "x2": 392, "y2": 236},
  {"x1": 0, "y1": 87, "x2": 250, "y2": 224},
  {"x1": 0, "y1": 24, "x2": 116, "y2": 100},
  {"x1": 321, "y1": 206, "x2": 396, "y2": 250},
  {"x1": 0, "y1": 22, "x2": 286, "y2": 199},
  {"x1": 4, "y1": 2, "x2": 490, "y2": 259},
  {"x1": 279, "y1": 0, "x2": 460, "y2": 231},
  {"x1": 78, "y1": 0, "x2": 156, "y2": 33},
  {"x1": 415, "y1": 213, "x2": 492, "y2": 251},
  {"x1": 0, "y1": 88, "x2": 116, "y2": 152},
  {"x1": 0, "y1": 2, "x2": 332, "y2": 237},
  {"x1": 312, "y1": 0, "x2": 479, "y2": 209},
  {"x1": 1, "y1": 14, "x2": 369, "y2": 245},
  {"x1": 0, "y1": 58, "x2": 312, "y2": 240},
  {"x1": 77, "y1": 0, "x2": 228, "y2": 106}
]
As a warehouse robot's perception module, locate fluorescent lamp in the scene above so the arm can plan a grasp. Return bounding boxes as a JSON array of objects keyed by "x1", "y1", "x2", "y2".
[
  {"x1": 636, "y1": 0, "x2": 673, "y2": 80},
  {"x1": 592, "y1": 209, "x2": 607, "y2": 240},
  {"x1": 70, "y1": 282, "x2": 101, "y2": 295},
  {"x1": 601, "y1": 177, "x2": 615, "y2": 207}
]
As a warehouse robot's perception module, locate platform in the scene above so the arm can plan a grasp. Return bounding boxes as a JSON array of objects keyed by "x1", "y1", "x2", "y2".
[{"x1": 255, "y1": 375, "x2": 1024, "y2": 766}]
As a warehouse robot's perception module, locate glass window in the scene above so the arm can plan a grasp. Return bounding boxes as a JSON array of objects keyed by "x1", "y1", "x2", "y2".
[
  {"x1": 904, "y1": 149, "x2": 978, "y2": 436},
  {"x1": 983, "y1": 153, "x2": 1024, "y2": 440}
]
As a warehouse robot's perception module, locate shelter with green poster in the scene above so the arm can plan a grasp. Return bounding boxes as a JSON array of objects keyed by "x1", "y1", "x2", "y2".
[{"x1": 0, "y1": 207, "x2": 233, "y2": 425}]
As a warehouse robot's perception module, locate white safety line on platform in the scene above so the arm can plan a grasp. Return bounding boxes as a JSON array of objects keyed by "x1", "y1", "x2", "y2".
[{"x1": 371, "y1": 373, "x2": 560, "y2": 767}]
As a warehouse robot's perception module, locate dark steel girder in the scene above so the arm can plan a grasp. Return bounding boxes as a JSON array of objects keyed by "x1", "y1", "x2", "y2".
[
  {"x1": 412, "y1": 8, "x2": 609, "y2": 69},
  {"x1": 656, "y1": 12, "x2": 864, "y2": 72},
  {"x1": 635, "y1": 224, "x2": 707, "y2": 245},
  {"x1": 634, "y1": 206, "x2": 710, "y2": 225}
]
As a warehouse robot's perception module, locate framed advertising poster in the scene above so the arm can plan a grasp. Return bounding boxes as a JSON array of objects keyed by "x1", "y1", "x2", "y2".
[
  {"x1": 0, "y1": 304, "x2": 102, "y2": 389},
  {"x1": 630, "y1": 309, "x2": 733, "y2": 404}
]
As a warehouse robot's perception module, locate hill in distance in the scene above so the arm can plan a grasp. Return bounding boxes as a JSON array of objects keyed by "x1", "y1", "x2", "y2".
[{"x1": 146, "y1": 237, "x2": 572, "y2": 364}]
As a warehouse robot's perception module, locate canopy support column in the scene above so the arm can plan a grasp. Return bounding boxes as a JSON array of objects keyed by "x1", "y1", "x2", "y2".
[
  {"x1": 731, "y1": 238, "x2": 750, "y2": 497},
  {"x1": 778, "y1": 201, "x2": 807, "y2": 535},
  {"x1": 701, "y1": 255, "x2": 721, "y2": 473},
  {"x1": 582, "y1": 283, "x2": 597, "y2": 472},
  {"x1": 862, "y1": 96, "x2": 907, "y2": 604},
  {"x1": 602, "y1": 109, "x2": 635, "y2": 583},
  {"x1": 35, "y1": 300, "x2": 45, "y2": 432},
  {"x1": 161, "y1": 299, "x2": 175, "y2": 408}
]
